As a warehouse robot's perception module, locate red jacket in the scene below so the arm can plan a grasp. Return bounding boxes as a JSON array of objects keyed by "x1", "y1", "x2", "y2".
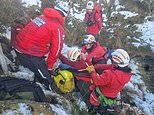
[
  {"x1": 59, "y1": 53, "x2": 93, "y2": 72},
  {"x1": 85, "y1": 10, "x2": 102, "y2": 34},
  {"x1": 14, "y1": 8, "x2": 65, "y2": 69},
  {"x1": 81, "y1": 42, "x2": 107, "y2": 63},
  {"x1": 90, "y1": 64, "x2": 132, "y2": 106}
]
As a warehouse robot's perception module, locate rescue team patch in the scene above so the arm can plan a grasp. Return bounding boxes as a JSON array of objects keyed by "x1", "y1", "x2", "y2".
[{"x1": 32, "y1": 17, "x2": 46, "y2": 27}]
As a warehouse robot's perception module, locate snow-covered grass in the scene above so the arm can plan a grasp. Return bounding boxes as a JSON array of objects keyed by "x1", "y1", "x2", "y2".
[
  {"x1": 22, "y1": 0, "x2": 40, "y2": 6},
  {"x1": 18, "y1": 103, "x2": 32, "y2": 115},
  {"x1": 136, "y1": 21, "x2": 154, "y2": 52},
  {"x1": 50, "y1": 104, "x2": 69, "y2": 115},
  {"x1": 70, "y1": 5, "x2": 86, "y2": 21},
  {"x1": 2, "y1": 103, "x2": 32, "y2": 115},
  {"x1": 12, "y1": 66, "x2": 34, "y2": 81},
  {"x1": 111, "y1": 11, "x2": 138, "y2": 19},
  {"x1": 115, "y1": 0, "x2": 125, "y2": 10},
  {"x1": 125, "y1": 60, "x2": 154, "y2": 115}
]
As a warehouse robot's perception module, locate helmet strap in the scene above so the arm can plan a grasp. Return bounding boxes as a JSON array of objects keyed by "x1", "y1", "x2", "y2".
[{"x1": 115, "y1": 66, "x2": 131, "y2": 73}]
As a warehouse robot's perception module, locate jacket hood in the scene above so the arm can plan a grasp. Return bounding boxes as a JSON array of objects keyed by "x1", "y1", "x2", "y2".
[
  {"x1": 43, "y1": 8, "x2": 64, "y2": 26},
  {"x1": 114, "y1": 69, "x2": 132, "y2": 85}
]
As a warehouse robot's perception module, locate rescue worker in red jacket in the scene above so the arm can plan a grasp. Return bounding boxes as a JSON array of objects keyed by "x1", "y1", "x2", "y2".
[
  {"x1": 14, "y1": 2, "x2": 69, "y2": 90},
  {"x1": 59, "y1": 48, "x2": 93, "y2": 73},
  {"x1": 89, "y1": 49, "x2": 132, "y2": 107},
  {"x1": 81, "y1": 35, "x2": 107, "y2": 65},
  {"x1": 85, "y1": 1, "x2": 102, "y2": 41}
]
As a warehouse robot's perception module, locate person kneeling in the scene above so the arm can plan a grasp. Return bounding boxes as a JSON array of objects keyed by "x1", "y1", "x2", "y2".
[{"x1": 89, "y1": 49, "x2": 132, "y2": 112}]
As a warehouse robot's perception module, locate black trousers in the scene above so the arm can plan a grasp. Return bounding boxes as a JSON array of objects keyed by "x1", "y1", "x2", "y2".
[{"x1": 15, "y1": 51, "x2": 52, "y2": 86}]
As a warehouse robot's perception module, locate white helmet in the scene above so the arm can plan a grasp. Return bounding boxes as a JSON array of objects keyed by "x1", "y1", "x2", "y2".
[
  {"x1": 54, "y1": 1, "x2": 69, "y2": 17},
  {"x1": 86, "y1": 1, "x2": 94, "y2": 10},
  {"x1": 68, "y1": 48, "x2": 81, "y2": 61},
  {"x1": 82, "y1": 35, "x2": 96, "y2": 45},
  {"x1": 111, "y1": 49, "x2": 130, "y2": 67}
]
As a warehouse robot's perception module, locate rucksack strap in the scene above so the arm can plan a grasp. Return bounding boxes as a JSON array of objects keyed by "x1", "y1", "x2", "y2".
[
  {"x1": 86, "y1": 11, "x2": 97, "y2": 26},
  {"x1": 95, "y1": 87, "x2": 117, "y2": 106}
]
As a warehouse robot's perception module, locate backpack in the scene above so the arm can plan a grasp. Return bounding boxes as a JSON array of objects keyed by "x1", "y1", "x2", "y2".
[
  {"x1": 94, "y1": 4, "x2": 102, "y2": 15},
  {"x1": 54, "y1": 69, "x2": 75, "y2": 94},
  {"x1": 0, "y1": 77, "x2": 47, "y2": 102}
]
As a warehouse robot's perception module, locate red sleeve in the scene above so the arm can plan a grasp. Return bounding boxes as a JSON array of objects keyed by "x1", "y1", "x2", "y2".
[
  {"x1": 81, "y1": 45, "x2": 87, "y2": 53},
  {"x1": 94, "y1": 64, "x2": 115, "y2": 71},
  {"x1": 59, "y1": 53, "x2": 75, "y2": 66},
  {"x1": 59, "y1": 54, "x2": 93, "y2": 70},
  {"x1": 91, "y1": 70, "x2": 111, "y2": 86},
  {"x1": 95, "y1": 13, "x2": 102, "y2": 30},
  {"x1": 47, "y1": 29, "x2": 63, "y2": 69}
]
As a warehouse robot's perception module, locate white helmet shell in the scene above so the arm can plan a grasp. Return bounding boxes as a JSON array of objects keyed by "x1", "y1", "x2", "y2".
[
  {"x1": 82, "y1": 35, "x2": 96, "y2": 45},
  {"x1": 54, "y1": 1, "x2": 69, "y2": 17},
  {"x1": 68, "y1": 48, "x2": 81, "y2": 62},
  {"x1": 111, "y1": 49, "x2": 130, "y2": 67},
  {"x1": 86, "y1": 1, "x2": 94, "y2": 10}
]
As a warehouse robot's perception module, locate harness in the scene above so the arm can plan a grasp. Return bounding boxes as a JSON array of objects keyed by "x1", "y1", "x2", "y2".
[
  {"x1": 95, "y1": 87, "x2": 117, "y2": 106},
  {"x1": 86, "y1": 11, "x2": 97, "y2": 27}
]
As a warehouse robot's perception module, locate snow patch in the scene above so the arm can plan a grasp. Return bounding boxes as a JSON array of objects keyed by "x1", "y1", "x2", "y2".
[
  {"x1": 18, "y1": 103, "x2": 32, "y2": 115},
  {"x1": 111, "y1": 11, "x2": 138, "y2": 19},
  {"x1": 50, "y1": 104, "x2": 69, "y2": 115},
  {"x1": 136, "y1": 21, "x2": 154, "y2": 52}
]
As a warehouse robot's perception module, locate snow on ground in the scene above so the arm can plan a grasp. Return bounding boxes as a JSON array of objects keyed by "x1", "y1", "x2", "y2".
[
  {"x1": 18, "y1": 103, "x2": 32, "y2": 115},
  {"x1": 70, "y1": 4, "x2": 86, "y2": 21},
  {"x1": 22, "y1": 0, "x2": 40, "y2": 6},
  {"x1": 114, "y1": 0, "x2": 125, "y2": 10},
  {"x1": 113, "y1": 0, "x2": 154, "y2": 52},
  {"x1": 2, "y1": 103, "x2": 32, "y2": 115},
  {"x1": 12, "y1": 66, "x2": 34, "y2": 81},
  {"x1": 111, "y1": 8, "x2": 139, "y2": 19},
  {"x1": 125, "y1": 60, "x2": 154, "y2": 115},
  {"x1": 2, "y1": 102, "x2": 70, "y2": 115},
  {"x1": 136, "y1": 20, "x2": 154, "y2": 52},
  {"x1": 50, "y1": 104, "x2": 69, "y2": 115}
]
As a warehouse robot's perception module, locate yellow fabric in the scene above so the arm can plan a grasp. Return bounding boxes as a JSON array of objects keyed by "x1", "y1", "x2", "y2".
[
  {"x1": 86, "y1": 65, "x2": 95, "y2": 73},
  {"x1": 54, "y1": 70, "x2": 75, "y2": 93}
]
